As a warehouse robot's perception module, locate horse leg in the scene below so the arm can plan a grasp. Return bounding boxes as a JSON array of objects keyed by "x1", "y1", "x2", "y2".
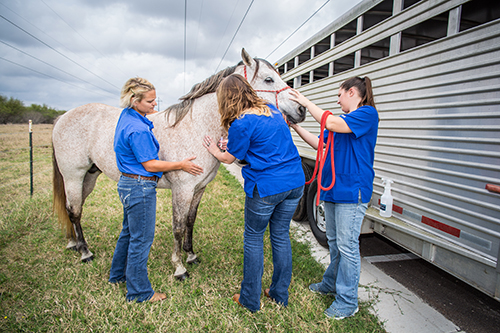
[
  {"x1": 171, "y1": 188, "x2": 195, "y2": 280},
  {"x1": 64, "y1": 169, "x2": 99, "y2": 262},
  {"x1": 183, "y1": 186, "x2": 206, "y2": 265}
]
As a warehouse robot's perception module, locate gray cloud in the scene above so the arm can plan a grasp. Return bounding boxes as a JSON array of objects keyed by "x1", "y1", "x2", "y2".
[{"x1": 0, "y1": 0, "x2": 361, "y2": 111}]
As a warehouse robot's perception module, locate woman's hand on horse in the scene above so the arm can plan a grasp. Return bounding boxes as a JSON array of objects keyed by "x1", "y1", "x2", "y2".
[
  {"x1": 181, "y1": 156, "x2": 204, "y2": 175},
  {"x1": 203, "y1": 136, "x2": 220, "y2": 156},
  {"x1": 142, "y1": 158, "x2": 203, "y2": 175},
  {"x1": 289, "y1": 89, "x2": 311, "y2": 108},
  {"x1": 203, "y1": 135, "x2": 236, "y2": 164}
]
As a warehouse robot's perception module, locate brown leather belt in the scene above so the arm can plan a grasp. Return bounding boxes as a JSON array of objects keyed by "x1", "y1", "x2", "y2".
[{"x1": 122, "y1": 173, "x2": 159, "y2": 182}]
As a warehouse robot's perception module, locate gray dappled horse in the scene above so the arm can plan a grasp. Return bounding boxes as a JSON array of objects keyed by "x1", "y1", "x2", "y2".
[{"x1": 52, "y1": 49, "x2": 306, "y2": 280}]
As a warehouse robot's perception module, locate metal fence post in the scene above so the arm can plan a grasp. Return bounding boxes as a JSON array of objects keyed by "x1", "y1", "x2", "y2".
[{"x1": 29, "y1": 120, "x2": 33, "y2": 196}]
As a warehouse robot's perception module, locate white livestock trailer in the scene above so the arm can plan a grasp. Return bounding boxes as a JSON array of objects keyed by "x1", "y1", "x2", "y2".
[{"x1": 275, "y1": 0, "x2": 500, "y2": 300}]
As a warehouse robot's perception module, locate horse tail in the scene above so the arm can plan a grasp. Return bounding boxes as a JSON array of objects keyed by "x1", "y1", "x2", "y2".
[{"x1": 52, "y1": 147, "x2": 73, "y2": 237}]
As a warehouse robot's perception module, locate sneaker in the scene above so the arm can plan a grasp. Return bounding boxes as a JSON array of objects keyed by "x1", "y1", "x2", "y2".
[
  {"x1": 308, "y1": 283, "x2": 336, "y2": 296},
  {"x1": 324, "y1": 306, "x2": 359, "y2": 320}
]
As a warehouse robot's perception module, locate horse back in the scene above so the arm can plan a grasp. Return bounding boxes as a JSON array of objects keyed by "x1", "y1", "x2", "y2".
[{"x1": 52, "y1": 103, "x2": 122, "y2": 181}]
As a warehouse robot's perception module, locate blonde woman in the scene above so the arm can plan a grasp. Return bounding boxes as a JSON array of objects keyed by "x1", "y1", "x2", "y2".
[
  {"x1": 203, "y1": 74, "x2": 305, "y2": 312},
  {"x1": 109, "y1": 77, "x2": 203, "y2": 302}
]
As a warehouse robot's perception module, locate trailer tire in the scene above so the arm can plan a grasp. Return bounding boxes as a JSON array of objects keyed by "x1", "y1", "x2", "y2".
[
  {"x1": 306, "y1": 179, "x2": 328, "y2": 247},
  {"x1": 293, "y1": 161, "x2": 313, "y2": 222}
]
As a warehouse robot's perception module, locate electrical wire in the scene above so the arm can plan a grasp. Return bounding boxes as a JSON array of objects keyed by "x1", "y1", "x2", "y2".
[
  {"x1": 184, "y1": 0, "x2": 187, "y2": 93},
  {"x1": 265, "y1": 0, "x2": 330, "y2": 60},
  {"x1": 193, "y1": 0, "x2": 205, "y2": 57},
  {"x1": 0, "y1": 14, "x2": 120, "y2": 91},
  {"x1": 214, "y1": 0, "x2": 255, "y2": 73},
  {"x1": 0, "y1": 56, "x2": 116, "y2": 98},
  {"x1": 0, "y1": 2, "x2": 122, "y2": 90},
  {"x1": 39, "y1": 0, "x2": 127, "y2": 78},
  {"x1": 0, "y1": 40, "x2": 117, "y2": 95},
  {"x1": 208, "y1": 0, "x2": 241, "y2": 74}
]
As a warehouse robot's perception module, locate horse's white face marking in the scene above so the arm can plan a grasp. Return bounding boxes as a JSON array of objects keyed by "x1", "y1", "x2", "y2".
[{"x1": 239, "y1": 49, "x2": 306, "y2": 124}]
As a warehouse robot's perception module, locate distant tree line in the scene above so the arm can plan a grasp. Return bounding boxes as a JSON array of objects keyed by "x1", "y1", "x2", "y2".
[{"x1": 0, "y1": 95, "x2": 65, "y2": 124}]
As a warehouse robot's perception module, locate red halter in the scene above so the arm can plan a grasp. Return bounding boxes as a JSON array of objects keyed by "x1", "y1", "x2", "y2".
[
  {"x1": 244, "y1": 65, "x2": 291, "y2": 110},
  {"x1": 305, "y1": 111, "x2": 336, "y2": 206}
]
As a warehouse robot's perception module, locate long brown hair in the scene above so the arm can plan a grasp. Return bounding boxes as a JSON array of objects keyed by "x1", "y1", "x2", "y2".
[
  {"x1": 217, "y1": 74, "x2": 270, "y2": 131},
  {"x1": 340, "y1": 76, "x2": 376, "y2": 109}
]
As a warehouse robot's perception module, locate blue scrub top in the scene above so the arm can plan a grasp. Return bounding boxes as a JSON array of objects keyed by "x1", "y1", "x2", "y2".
[
  {"x1": 114, "y1": 107, "x2": 163, "y2": 178},
  {"x1": 319, "y1": 105, "x2": 378, "y2": 204},
  {"x1": 227, "y1": 104, "x2": 305, "y2": 198}
]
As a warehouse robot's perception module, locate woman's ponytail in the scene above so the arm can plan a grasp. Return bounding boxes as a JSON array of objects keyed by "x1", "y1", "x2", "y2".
[
  {"x1": 340, "y1": 76, "x2": 376, "y2": 108},
  {"x1": 363, "y1": 77, "x2": 375, "y2": 108}
]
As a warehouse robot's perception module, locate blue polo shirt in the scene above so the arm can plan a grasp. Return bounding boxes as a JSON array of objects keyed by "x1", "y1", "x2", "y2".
[
  {"x1": 114, "y1": 107, "x2": 163, "y2": 178},
  {"x1": 227, "y1": 104, "x2": 305, "y2": 198},
  {"x1": 319, "y1": 105, "x2": 378, "y2": 203}
]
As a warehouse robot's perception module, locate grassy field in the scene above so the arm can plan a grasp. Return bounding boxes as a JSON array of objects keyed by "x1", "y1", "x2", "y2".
[{"x1": 0, "y1": 124, "x2": 386, "y2": 332}]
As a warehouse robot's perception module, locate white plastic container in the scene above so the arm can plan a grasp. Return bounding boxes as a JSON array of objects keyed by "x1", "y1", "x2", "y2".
[{"x1": 379, "y1": 178, "x2": 394, "y2": 218}]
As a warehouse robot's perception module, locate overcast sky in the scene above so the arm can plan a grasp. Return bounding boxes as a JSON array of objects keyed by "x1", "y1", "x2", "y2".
[{"x1": 0, "y1": 0, "x2": 362, "y2": 111}]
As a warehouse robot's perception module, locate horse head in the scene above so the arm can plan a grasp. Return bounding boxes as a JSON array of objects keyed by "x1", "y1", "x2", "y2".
[{"x1": 239, "y1": 48, "x2": 306, "y2": 124}]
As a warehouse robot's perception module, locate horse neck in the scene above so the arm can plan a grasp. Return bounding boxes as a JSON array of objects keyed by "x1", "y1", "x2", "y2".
[{"x1": 151, "y1": 92, "x2": 221, "y2": 133}]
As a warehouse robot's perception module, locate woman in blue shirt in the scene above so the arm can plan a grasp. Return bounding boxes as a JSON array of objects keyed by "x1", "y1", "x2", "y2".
[
  {"x1": 110, "y1": 77, "x2": 203, "y2": 303},
  {"x1": 290, "y1": 76, "x2": 378, "y2": 320},
  {"x1": 203, "y1": 74, "x2": 305, "y2": 312}
]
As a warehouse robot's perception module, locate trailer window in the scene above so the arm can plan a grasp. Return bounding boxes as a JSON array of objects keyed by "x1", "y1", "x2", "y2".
[
  {"x1": 286, "y1": 59, "x2": 294, "y2": 72},
  {"x1": 314, "y1": 36, "x2": 331, "y2": 57},
  {"x1": 313, "y1": 63, "x2": 330, "y2": 82},
  {"x1": 459, "y1": 0, "x2": 500, "y2": 32},
  {"x1": 300, "y1": 72, "x2": 310, "y2": 86},
  {"x1": 360, "y1": 37, "x2": 390, "y2": 66},
  {"x1": 402, "y1": 0, "x2": 422, "y2": 11},
  {"x1": 286, "y1": 79, "x2": 293, "y2": 88},
  {"x1": 277, "y1": 65, "x2": 284, "y2": 75},
  {"x1": 333, "y1": 53, "x2": 355, "y2": 75},
  {"x1": 335, "y1": 20, "x2": 357, "y2": 45},
  {"x1": 298, "y1": 49, "x2": 311, "y2": 65},
  {"x1": 400, "y1": 12, "x2": 448, "y2": 52},
  {"x1": 363, "y1": 0, "x2": 393, "y2": 31}
]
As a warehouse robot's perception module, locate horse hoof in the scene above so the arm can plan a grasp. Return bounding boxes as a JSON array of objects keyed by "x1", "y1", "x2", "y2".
[
  {"x1": 174, "y1": 272, "x2": 190, "y2": 281},
  {"x1": 187, "y1": 257, "x2": 200, "y2": 265},
  {"x1": 81, "y1": 255, "x2": 94, "y2": 263}
]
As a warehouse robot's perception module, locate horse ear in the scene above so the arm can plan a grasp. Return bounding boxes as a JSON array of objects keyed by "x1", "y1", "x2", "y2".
[{"x1": 241, "y1": 48, "x2": 256, "y2": 68}]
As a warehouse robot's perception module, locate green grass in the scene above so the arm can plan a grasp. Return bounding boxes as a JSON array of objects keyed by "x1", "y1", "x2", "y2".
[{"x1": 0, "y1": 124, "x2": 386, "y2": 332}]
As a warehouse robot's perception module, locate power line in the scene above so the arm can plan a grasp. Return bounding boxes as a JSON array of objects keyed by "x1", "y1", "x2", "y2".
[
  {"x1": 0, "y1": 2, "x2": 116, "y2": 85},
  {"x1": 0, "y1": 14, "x2": 120, "y2": 92},
  {"x1": 208, "y1": 0, "x2": 241, "y2": 72},
  {"x1": 214, "y1": 0, "x2": 255, "y2": 73},
  {"x1": 0, "y1": 40, "x2": 116, "y2": 95},
  {"x1": 265, "y1": 0, "x2": 330, "y2": 60},
  {"x1": 0, "y1": 56, "x2": 115, "y2": 99},
  {"x1": 39, "y1": 0, "x2": 127, "y2": 78},
  {"x1": 193, "y1": 0, "x2": 205, "y2": 56},
  {"x1": 184, "y1": 0, "x2": 187, "y2": 93}
]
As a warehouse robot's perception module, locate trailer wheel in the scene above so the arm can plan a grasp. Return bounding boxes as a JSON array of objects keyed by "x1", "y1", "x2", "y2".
[
  {"x1": 292, "y1": 161, "x2": 313, "y2": 222},
  {"x1": 306, "y1": 179, "x2": 328, "y2": 247}
]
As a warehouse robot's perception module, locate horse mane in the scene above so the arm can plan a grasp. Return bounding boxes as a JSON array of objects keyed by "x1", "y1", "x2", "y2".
[
  {"x1": 162, "y1": 57, "x2": 277, "y2": 127},
  {"x1": 162, "y1": 64, "x2": 239, "y2": 127}
]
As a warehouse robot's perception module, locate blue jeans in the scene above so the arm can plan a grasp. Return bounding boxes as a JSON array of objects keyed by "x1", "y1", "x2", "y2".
[
  {"x1": 238, "y1": 185, "x2": 304, "y2": 312},
  {"x1": 109, "y1": 175, "x2": 157, "y2": 302},
  {"x1": 320, "y1": 194, "x2": 368, "y2": 315}
]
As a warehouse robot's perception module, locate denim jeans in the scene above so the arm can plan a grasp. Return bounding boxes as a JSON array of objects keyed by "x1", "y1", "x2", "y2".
[
  {"x1": 320, "y1": 194, "x2": 368, "y2": 315},
  {"x1": 238, "y1": 185, "x2": 304, "y2": 312},
  {"x1": 109, "y1": 175, "x2": 157, "y2": 302}
]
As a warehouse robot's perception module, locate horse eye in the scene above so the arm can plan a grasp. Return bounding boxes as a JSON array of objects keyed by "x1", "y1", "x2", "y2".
[{"x1": 265, "y1": 77, "x2": 274, "y2": 83}]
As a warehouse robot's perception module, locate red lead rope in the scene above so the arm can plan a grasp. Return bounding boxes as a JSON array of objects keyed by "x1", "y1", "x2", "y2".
[{"x1": 306, "y1": 111, "x2": 335, "y2": 206}]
